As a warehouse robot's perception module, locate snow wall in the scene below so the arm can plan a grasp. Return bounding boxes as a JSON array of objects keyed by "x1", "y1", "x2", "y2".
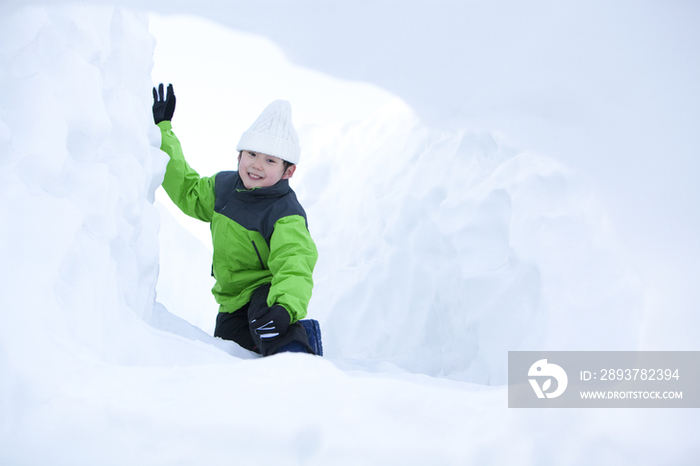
[
  {"x1": 299, "y1": 100, "x2": 643, "y2": 381},
  {"x1": 0, "y1": 6, "x2": 167, "y2": 361}
]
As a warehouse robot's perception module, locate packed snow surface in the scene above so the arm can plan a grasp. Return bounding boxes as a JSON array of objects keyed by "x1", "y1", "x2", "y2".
[{"x1": 1, "y1": 1, "x2": 698, "y2": 465}]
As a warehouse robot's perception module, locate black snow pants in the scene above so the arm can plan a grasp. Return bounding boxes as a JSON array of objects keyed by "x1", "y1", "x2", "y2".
[{"x1": 214, "y1": 283, "x2": 313, "y2": 356}]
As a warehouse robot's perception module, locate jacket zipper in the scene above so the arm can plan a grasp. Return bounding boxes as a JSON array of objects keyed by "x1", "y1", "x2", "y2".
[{"x1": 252, "y1": 240, "x2": 265, "y2": 269}]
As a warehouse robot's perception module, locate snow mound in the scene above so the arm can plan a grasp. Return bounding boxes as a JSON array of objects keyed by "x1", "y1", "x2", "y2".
[{"x1": 0, "y1": 5, "x2": 236, "y2": 372}]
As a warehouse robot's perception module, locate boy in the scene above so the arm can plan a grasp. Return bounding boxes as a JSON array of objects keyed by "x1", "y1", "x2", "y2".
[{"x1": 152, "y1": 83, "x2": 321, "y2": 356}]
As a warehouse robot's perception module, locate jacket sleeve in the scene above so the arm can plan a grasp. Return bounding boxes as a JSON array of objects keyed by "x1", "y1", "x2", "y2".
[
  {"x1": 266, "y1": 215, "x2": 318, "y2": 323},
  {"x1": 158, "y1": 120, "x2": 215, "y2": 222}
]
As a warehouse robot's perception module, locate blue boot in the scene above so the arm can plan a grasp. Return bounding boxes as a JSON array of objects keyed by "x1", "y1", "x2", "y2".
[
  {"x1": 299, "y1": 319, "x2": 323, "y2": 356},
  {"x1": 275, "y1": 320, "x2": 324, "y2": 356}
]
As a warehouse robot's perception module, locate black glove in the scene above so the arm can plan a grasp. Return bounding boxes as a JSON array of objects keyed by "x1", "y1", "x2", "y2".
[
  {"x1": 250, "y1": 305, "x2": 291, "y2": 341},
  {"x1": 152, "y1": 83, "x2": 176, "y2": 124}
]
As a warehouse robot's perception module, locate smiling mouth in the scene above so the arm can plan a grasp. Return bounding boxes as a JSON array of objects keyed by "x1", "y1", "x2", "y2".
[{"x1": 248, "y1": 172, "x2": 263, "y2": 180}]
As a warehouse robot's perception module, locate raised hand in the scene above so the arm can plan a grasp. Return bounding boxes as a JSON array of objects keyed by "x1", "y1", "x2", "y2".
[{"x1": 152, "y1": 83, "x2": 176, "y2": 124}]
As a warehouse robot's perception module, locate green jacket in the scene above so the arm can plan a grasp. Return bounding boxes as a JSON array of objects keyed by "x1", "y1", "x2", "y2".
[{"x1": 158, "y1": 121, "x2": 317, "y2": 323}]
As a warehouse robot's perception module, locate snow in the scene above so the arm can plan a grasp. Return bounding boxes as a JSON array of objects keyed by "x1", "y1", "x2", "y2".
[{"x1": 1, "y1": 1, "x2": 699, "y2": 465}]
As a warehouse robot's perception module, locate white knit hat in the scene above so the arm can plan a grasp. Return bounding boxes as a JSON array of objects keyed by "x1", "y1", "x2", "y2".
[{"x1": 236, "y1": 100, "x2": 301, "y2": 164}]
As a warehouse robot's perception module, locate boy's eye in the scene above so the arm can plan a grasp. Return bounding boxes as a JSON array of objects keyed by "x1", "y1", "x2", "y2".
[{"x1": 266, "y1": 158, "x2": 276, "y2": 164}]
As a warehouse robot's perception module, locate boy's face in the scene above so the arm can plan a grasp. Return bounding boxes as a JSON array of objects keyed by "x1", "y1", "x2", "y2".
[{"x1": 238, "y1": 150, "x2": 295, "y2": 189}]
